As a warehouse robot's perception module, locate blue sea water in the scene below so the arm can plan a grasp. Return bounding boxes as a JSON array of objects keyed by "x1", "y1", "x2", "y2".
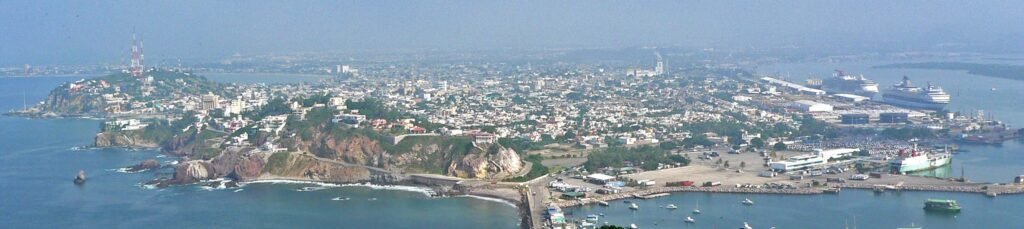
[{"x1": 0, "y1": 76, "x2": 519, "y2": 228}]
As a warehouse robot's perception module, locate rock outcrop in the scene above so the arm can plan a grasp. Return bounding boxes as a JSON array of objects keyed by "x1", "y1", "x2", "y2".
[
  {"x1": 264, "y1": 152, "x2": 372, "y2": 183},
  {"x1": 310, "y1": 135, "x2": 387, "y2": 168},
  {"x1": 94, "y1": 131, "x2": 158, "y2": 148},
  {"x1": 126, "y1": 159, "x2": 160, "y2": 172},
  {"x1": 154, "y1": 160, "x2": 216, "y2": 187},
  {"x1": 447, "y1": 144, "x2": 523, "y2": 179},
  {"x1": 212, "y1": 148, "x2": 266, "y2": 182},
  {"x1": 74, "y1": 170, "x2": 86, "y2": 185}
]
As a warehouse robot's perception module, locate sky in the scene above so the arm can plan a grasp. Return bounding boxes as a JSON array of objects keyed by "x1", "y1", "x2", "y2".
[{"x1": 1, "y1": 0, "x2": 1023, "y2": 65}]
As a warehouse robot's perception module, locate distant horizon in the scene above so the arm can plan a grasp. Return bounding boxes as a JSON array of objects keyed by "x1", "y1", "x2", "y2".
[{"x1": 3, "y1": 1, "x2": 1024, "y2": 65}]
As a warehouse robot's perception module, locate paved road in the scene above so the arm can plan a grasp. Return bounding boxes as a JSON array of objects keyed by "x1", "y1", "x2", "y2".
[{"x1": 525, "y1": 175, "x2": 554, "y2": 229}]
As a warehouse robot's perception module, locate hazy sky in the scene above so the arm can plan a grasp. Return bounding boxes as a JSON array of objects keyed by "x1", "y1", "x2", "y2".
[{"x1": 2, "y1": 1, "x2": 1022, "y2": 65}]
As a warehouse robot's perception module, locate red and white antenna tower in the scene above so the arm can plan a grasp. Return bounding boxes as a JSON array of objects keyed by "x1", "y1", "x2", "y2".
[{"x1": 129, "y1": 31, "x2": 145, "y2": 78}]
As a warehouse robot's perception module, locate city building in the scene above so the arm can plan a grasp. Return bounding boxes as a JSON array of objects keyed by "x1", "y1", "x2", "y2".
[
  {"x1": 841, "y1": 113, "x2": 870, "y2": 124},
  {"x1": 791, "y1": 100, "x2": 833, "y2": 112},
  {"x1": 880, "y1": 112, "x2": 909, "y2": 123}
]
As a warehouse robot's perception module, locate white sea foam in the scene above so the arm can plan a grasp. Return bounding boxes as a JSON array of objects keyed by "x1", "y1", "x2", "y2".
[
  {"x1": 339, "y1": 182, "x2": 435, "y2": 197},
  {"x1": 241, "y1": 180, "x2": 435, "y2": 197},
  {"x1": 458, "y1": 195, "x2": 518, "y2": 208},
  {"x1": 242, "y1": 179, "x2": 343, "y2": 187},
  {"x1": 198, "y1": 178, "x2": 233, "y2": 191},
  {"x1": 296, "y1": 186, "x2": 332, "y2": 192},
  {"x1": 234, "y1": 189, "x2": 244, "y2": 192},
  {"x1": 108, "y1": 167, "x2": 144, "y2": 173}
]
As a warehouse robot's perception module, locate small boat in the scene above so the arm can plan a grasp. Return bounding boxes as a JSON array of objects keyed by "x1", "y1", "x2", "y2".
[
  {"x1": 741, "y1": 198, "x2": 754, "y2": 205},
  {"x1": 897, "y1": 222, "x2": 922, "y2": 229},
  {"x1": 741, "y1": 222, "x2": 753, "y2": 229},
  {"x1": 874, "y1": 187, "x2": 886, "y2": 194},
  {"x1": 368, "y1": 198, "x2": 378, "y2": 201},
  {"x1": 586, "y1": 214, "x2": 600, "y2": 223},
  {"x1": 693, "y1": 202, "x2": 701, "y2": 214},
  {"x1": 630, "y1": 223, "x2": 639, "y2": 229},
  {"x1": 823, "y1": 187, "x2": 841, "y2": 194},
  {"x1": 598, "y1": 213, "x2": 605, "y2": 216},
  {"x1": 598, "y1": 201, "x2": 610, "y2": 206},
  {"x1": 665, "y1": 204, "x2": 678, "y2": 209},
  {"x1": 685, "y1": 216, "x2": 695, "y2": 223},
  {"x1": 629, "y1": 203, "x2": 639, "y2": 210}
]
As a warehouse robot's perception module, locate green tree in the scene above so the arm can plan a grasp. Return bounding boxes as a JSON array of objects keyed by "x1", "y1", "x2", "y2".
[
  {"x1": 750, "y1": 137, "x2": 765, "y2": 149},
  {"x1": 773, "y1": 142, "x2": 787, "y2": 151}
]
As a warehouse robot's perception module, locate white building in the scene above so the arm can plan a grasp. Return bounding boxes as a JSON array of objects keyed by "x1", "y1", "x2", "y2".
[
  {"x1": 791, "y1": 100, "x2": 833, "y2": 112},
  {"x1": 817, "y1": 148, "x2": 859, "y2": 160},
  {"x1": 770, "y1": 154, "x2": 826, "y2": 172}
]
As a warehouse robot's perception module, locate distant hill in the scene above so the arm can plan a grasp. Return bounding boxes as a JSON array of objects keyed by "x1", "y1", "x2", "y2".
[
  {"x1": 39, "y1": 70, "x2": 223, "y2": 115},
  {"x1": 874, "y1": 62, "x2": 1024, "y2": 81}
]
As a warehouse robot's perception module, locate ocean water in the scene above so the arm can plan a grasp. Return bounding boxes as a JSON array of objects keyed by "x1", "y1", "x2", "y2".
[
  {"x1": 0, "y1": 77, "x2": 519, "y2": 228},
  {"x1": 565, "y1": 190, "x2": 1024, "y2": 229}
]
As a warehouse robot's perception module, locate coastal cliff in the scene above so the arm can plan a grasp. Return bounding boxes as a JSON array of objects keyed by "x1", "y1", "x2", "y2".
[
  {"x1": 94, "y1": 131, "x2": 159, "y2": 148},
  {"x1": 288, "y1": 125, "x2": 524, "y2": 180},
  {"x1": 448, "y1": 144, "x2": 523, "y2": 179},
  {"x1": 262, "y1": 152, "x2": 372, "y2": 183}
]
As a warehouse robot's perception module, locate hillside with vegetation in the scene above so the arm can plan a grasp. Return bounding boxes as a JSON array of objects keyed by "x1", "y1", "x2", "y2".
[{"x1": 39, "y1": 70, "x2": 223, "y2": 115}]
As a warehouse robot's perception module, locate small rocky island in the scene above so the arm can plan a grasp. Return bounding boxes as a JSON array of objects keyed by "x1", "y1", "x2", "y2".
[{"x1": 74, "y1": 170, "x2": 86, "y2": 185}]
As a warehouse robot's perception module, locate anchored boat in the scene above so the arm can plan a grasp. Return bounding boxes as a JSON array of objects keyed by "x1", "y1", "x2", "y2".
[{"x1": 924, "y1": 199, "x2": 961, "y2": 212}]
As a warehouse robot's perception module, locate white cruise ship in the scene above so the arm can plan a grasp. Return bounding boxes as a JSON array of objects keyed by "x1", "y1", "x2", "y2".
[
  {"x1": 822, "y1": 70, "x2": 880, "y2": 97},
  {"x1": 882, "y1": 76, "x2": 951, "y2": 110}
]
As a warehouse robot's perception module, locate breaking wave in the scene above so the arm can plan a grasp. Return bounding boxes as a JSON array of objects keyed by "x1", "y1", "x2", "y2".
[{"x1": 458, "y1": 195, "x2": 518, "y2": 208}]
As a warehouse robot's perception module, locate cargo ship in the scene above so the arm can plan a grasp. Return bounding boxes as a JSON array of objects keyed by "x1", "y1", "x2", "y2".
[
  {"x1": 882, "y1": 76, "x2": 951, "y2": 110},
  {"x1": 821, "y1": 70, "x2": 879, "y2": 97},
  {"x1": 890, "y1": 147, "x2": 952, "y2": 174}
]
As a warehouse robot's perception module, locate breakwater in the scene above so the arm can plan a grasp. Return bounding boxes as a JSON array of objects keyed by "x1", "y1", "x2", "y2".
[{"x1": 554, "y1": 183, "x2": 1024, "y2": 208}]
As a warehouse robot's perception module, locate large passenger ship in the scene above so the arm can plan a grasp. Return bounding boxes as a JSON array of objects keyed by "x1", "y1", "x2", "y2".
[{"x1": 882, "y1": 76, "x2": 951, "y2": 110}]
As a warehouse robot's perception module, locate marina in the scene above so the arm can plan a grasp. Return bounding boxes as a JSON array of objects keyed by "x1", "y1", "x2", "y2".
[{"x1": 562, "y1": 189, "x2": 1023, "y2": 229}]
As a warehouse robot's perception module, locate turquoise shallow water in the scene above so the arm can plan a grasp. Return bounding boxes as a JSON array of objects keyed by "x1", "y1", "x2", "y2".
[{"x1": 0, "y1": 77, "x2": 520, "y2": 228}]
